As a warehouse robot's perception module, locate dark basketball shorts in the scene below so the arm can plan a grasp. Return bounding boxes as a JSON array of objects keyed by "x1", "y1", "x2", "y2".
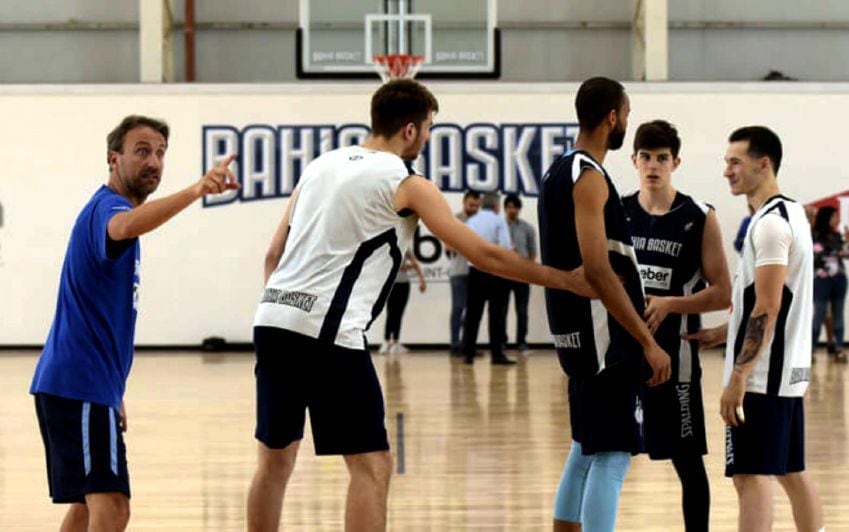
[
  {"x1": 725, "y1": 392, "x2": 805, "y2": 477},
  {"x1": 568, "y1": 365, "x2": 645, "y2": 455},
  {"x1": 253, "y1": 326, "x2": 390, "y2": 455},
  {"x1": 643, "y1": 377, "x2": 707, "y2": 460},
  {"x1": 34, "y1": 393, "x2": 130, "y2": 504}
]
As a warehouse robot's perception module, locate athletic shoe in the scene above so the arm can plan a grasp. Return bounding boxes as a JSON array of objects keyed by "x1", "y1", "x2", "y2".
[{"x1": 393, "y1": 343, "x2": 410, "y2": 354}]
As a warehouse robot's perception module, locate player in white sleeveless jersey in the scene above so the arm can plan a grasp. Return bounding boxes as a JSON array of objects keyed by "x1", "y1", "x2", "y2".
[
  {"x1": 687, "y1": 126, "x2": 823, "y2": 531},
  {"x1": 245, "y1": 79, "x2": 596, "y2": 532}
]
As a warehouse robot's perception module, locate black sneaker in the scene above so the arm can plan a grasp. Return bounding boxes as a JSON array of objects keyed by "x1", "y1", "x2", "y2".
[{"x1": 491, "y1": 356, "x2": 517, "y2": 366}]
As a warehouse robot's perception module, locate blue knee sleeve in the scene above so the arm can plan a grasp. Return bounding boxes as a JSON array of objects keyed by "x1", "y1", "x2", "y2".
[
  {"x1": 553, "y1": 440, "x2": 592, "y2": 522},
  {"x1": 582, "y1": 451, "x2": 631, "y2": 532}
]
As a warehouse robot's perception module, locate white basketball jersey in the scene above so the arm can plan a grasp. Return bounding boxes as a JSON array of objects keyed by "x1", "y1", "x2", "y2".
[
  {"x1": 724, "y1": 195, "x2": 813, "y2": 397},
  {"x1": 254, "y1": 146, "x2": 419, "y2": 350}
]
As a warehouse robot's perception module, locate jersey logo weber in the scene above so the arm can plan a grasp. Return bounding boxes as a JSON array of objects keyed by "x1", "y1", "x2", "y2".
[{"x1": 639, "y1": 264, "x2": 673, "y2": 290}]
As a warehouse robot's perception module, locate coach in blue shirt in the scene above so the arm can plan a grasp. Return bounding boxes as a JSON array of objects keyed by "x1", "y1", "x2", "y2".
[
  {"x1": 30, "y1": 115, "x2": 238, "y2": 531},
  {"x1": 461, "y1": 192, "x2": 516, "y2": 365}
]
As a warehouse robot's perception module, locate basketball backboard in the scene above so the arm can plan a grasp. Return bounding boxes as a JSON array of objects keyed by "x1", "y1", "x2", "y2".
[{"x1": 297, "y1": 0, "x2": 499, "y2": 79}]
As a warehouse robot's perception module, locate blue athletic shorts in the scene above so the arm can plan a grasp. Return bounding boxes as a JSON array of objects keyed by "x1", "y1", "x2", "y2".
[
  {"x1": 725, "y1": 392, "x2": 805, "y2": 477},
  {"x1": 253, "y1": 326, "x2": 390, "y2": 455},
  {"x1": 34, "y1": 393, "x2": 130, "y2": 503}
]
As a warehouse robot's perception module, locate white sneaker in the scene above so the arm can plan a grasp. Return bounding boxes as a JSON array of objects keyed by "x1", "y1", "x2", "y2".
[
  {"x1": 378, "y1": 342, "x2": 391, "y2": 354},
  {"x1": 392, "y1": 343, "x2": 410, "y2": 354}
]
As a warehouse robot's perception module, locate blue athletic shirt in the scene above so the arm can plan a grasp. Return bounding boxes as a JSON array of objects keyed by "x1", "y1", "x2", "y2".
[{"x1": 30, "y1": 185, "x2": 139, "y2": 410}]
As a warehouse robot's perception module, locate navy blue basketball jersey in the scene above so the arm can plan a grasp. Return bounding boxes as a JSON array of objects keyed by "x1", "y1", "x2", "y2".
[
  {"x1": 538, "y1": 150, "x2": 645, "y2": 377},
  {"x1": 622, "y1": 192, "x2": 710, "y2": 384}
]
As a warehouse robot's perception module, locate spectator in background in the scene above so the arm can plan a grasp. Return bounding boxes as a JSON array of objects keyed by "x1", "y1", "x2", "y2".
[
  {"x1": 806, "y1": 204, "x2": 838, "y2": 357},
  {"x1": 811, "y1": 205, "x2": 848, "y2": 362},
  {"x1": 380, "y1": 250, "x2": 427, "y2": 354},
  {"x1": 462, "y1": 192, "x2": 515, "y2": 365},
  {"x1": 503, "y1": 194, "x2": 537, "y2": 354},
  {"x1": 446, "y1": 190, "x2": 481, "y2": 355},
  {"x1": 805, "y1": 204, "x2": 817, "y2": 226}
]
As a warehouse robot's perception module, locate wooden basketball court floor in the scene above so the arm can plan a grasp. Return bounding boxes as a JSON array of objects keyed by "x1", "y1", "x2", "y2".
[{"x1": 1, "y1": 348, "x2": 847, "y2": 531}]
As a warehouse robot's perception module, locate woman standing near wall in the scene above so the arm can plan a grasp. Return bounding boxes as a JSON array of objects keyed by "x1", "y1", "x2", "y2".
[
  {"x1": 380, "y1": 250, "x2": 427, "y2": 354},
  {"x1": 811, "y1": 206, "x2": 849, "y2": 362}
]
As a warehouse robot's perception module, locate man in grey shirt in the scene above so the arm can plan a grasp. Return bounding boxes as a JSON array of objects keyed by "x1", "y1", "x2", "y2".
[
  {"x1": 462, "y1": 192, "x2": 515, "y2": 365},
  {"x1": 447, "y1": 190, "x2": 481, "y2": 355},
  {"x1": 504, "y1": 194, "x2": 537, "y2": 353}
]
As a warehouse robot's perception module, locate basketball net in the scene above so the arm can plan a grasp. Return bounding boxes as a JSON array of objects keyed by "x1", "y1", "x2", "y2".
[{"x1": 372, "y1": 54, "x2": 424, "y2": 82}]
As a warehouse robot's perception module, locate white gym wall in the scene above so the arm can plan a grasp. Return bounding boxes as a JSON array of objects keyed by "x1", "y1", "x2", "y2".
[{"x1": 1, "y1": 82, "x2": 847, "y2": 345}]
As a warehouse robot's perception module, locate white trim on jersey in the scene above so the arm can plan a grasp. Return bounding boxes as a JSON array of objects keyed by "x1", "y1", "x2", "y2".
[
  {"x1": 724, "y1": 196, "x2": 813, "y2": 397},
  {"x1": 678, "y1": 269, "x2": 704, "y2": 383},
  {"x1": 570, "y1": 152, "x2": 603, "y2": 183},
  {"x1": 591, "y1": 299, "x2": 610, "y2": 373},
  {"x1": 607, "y1": 238, "x2": 643, "y2": 290},
  {"x1": 693, "y1": 199, "x2": 711, "y2": 215}
]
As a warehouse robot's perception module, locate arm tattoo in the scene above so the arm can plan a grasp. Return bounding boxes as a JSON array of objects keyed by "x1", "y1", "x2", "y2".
[{"x1": 736, "y1": 313, "x2": 768, "y2": 366}]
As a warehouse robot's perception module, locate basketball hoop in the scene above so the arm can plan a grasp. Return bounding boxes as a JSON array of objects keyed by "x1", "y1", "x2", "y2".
[{"x1": 372, "y1": 54, "x2": 424, "y2": 82}]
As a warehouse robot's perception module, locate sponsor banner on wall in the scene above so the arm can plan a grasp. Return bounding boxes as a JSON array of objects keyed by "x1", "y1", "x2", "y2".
[{"x1": 199, "y1": 121, "x2": 578, "y2": 282}]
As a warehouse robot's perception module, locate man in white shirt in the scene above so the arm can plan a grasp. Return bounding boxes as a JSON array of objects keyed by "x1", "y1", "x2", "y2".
[
  {"x1": 461, "y1": 192, "x2": 515, "y2": 365},
  {"x1": 687, "y1": 126, "x2": 823, "y2": 532},
  {"x1": 246, "y1": 80, "x2": 596, "y2": 532}
]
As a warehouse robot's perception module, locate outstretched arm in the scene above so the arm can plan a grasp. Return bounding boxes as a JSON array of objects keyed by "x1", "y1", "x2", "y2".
[
  {"x1": 683, "y1": 322, "x2": 728, "y2": 349},
  {"x1": 108, "y1": 155, "x2": 239, "y2": 241},
  {"x1": 395, "y1": 176, "x2": 595, "y2": 297}
]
